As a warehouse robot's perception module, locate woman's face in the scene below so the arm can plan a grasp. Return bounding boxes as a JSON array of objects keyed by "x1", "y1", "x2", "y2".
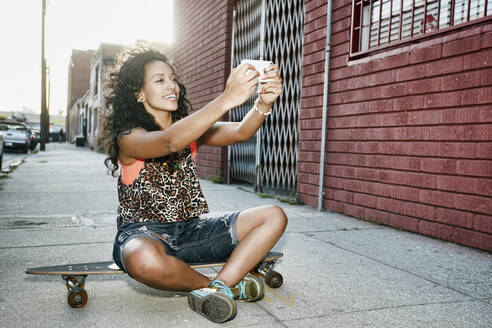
[{"x1": 139, "y1": 60, "x2": 180, "y2": 113}]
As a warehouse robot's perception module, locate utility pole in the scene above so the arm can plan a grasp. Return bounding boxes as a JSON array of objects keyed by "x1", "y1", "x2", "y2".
[{"x1": 40, "y1": 0, "x2": 49, "y2": 151}]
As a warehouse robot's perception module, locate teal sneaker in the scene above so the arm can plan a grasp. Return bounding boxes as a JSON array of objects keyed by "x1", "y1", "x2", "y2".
[
  {"x1": 231, "y1": 275, "x2": 265, "y2": 302},
  {"x1": 187, "y1": 280, "x2": 237, "y2": 323}
]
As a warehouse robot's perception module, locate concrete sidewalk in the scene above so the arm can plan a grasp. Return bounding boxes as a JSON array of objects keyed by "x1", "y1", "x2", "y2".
[{"x1": 0, "y1": 143, "x2": 490, "y2": 327}]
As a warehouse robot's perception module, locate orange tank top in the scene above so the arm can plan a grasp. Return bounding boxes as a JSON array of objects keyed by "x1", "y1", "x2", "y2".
[
  {"x1": 120, "y1": 159, "x2": 145, "y2": 185},
  {"x1": 120, "y1": 142, "x2": 197, "y2": 185}
]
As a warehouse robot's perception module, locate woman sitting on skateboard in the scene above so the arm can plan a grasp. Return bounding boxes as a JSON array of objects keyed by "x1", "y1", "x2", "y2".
[{"x1": 102, "y1": 46, "x2": 287, "y2": 323}]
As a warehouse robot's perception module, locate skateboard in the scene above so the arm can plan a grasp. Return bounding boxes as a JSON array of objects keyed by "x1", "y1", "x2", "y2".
[{"x1": 26, "y1": 251, "x2": 283, "y2": 308}]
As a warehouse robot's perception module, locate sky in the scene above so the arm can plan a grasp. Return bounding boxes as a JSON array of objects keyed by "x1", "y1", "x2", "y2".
[{"x1": 0, "y1": 0, "x2": 173, "y2": 115}]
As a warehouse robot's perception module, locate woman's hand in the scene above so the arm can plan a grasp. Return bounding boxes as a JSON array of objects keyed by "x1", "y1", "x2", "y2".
[
  {"x1": 221, "y1": 64, "x2": 259, "y2": 109},
  {"x1": 257, "y1": 64, "x2": 282, "y2": 105}
]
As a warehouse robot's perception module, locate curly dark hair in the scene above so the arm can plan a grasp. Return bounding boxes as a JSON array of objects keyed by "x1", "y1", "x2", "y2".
[{"x1": 102, "y1": 46, "x2": 191, "y2": 176}]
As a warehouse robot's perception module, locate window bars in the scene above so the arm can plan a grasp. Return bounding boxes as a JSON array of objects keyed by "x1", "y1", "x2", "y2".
[{"x1": 351, "y1": 0, "x2": 492, "y2": 54}]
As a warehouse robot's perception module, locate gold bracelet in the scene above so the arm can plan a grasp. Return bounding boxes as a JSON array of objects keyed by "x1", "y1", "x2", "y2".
[{"x1": 253, "y1": 100, "x2": 272, "y2": 116}]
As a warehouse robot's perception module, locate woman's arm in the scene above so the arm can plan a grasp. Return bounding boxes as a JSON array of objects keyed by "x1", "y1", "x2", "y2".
[
  {"x1": 197, "y1": 99, "x2": 272, "y2": 147},
  {"x1": 119, "y1": 64, "x2": 259, "y2": 162},
  {"x1": 198, "y1": 65, "x2": 283, "y2": 147}
]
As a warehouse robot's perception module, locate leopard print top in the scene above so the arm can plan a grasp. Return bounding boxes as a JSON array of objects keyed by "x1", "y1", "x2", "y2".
[{"x1": 117, "y1": 146, "x2": 209, "y2": 228}]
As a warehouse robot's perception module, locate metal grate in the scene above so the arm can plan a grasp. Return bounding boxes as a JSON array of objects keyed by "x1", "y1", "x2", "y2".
[
  {"x1": 230, "y1": 0, "x2": 304, "y2": 196},
  {"x1": 261, "y1": 0, "x2": 304, "y2": 196},
  {"x1": 229, "y1": 0, "x2": 263, "y2": 185}
]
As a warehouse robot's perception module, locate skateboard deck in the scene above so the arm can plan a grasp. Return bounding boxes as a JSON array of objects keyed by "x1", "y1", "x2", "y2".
[{"x1": 26, "y1": 251, "x2": 283, "y2": 308}]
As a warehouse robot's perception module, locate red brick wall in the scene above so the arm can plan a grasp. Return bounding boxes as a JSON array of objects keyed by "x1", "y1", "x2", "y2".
[
  {"x1": 171, "y1": 0, "x2": 234, "y2": 180},
  {"x1": 67, "y1": 49, "x2": 94, "y2": 110},
  {"x1": 299, "y1": 0, "x2": 492, "y2": 251}
]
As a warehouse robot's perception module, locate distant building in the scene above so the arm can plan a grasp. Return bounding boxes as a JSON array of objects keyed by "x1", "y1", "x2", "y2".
[
  {"x1": 67, "y1": 49, "x2": 95, "y2": 110},
  {"x1": 66, "y1": 49, "x2": 95, "y2": 142},
  {"x1": 67, "y1": 41, "x2": 171, "y2": 150},
  {"x1": 67, "y1": 44, "x2": 123, "y2": 150}
]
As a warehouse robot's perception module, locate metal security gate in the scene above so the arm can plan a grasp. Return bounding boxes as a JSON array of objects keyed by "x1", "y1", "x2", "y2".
[
  {"x1": 229, "y1": 0, "x2": 263, "y2": 186},
  {"x1": 229, "y1": 0, "x2": 304, "y2": 197}
]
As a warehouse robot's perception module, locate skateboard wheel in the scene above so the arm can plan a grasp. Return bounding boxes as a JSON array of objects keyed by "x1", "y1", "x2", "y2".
[
  {"x1": 265, "y1": 271, "x2": 283, "y2": 288},
  {"x1": 68, "y1": 287, "x2": 88, "y2": 308}
]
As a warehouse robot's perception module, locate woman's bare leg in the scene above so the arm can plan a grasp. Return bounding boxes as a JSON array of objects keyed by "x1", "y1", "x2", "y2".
[
  {"x1": 121, "y1": 205, "x2": 287, "y2": 290},
  {"x1": 122, "y1": 237, "x2": 209, "y2": 291},
  {"x1": 215, "y1": 204, "x2": 287, "y2": 286}
]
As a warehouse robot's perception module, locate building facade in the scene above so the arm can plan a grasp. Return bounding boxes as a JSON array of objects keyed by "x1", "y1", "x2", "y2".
[
  {"x1": 66, "y1": 49, "x2": 95, "y2": 143},
  {"x1": 66, "y1": 44, "x2": 123, "y2": 149},
  {"x1": 170, "y1": 1, "x2": 235, "y2": 180},
  {"x1": 172, "y1": 0, "x2": 491, "y2": 251}
]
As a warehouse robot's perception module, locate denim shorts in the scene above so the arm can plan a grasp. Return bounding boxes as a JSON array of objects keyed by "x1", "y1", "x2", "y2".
[{"x1": 112, "y1": 211, "x2": 241, "y2": 273}]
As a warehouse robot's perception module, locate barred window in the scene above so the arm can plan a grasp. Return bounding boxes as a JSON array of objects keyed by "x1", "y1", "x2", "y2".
[{"x1": 351, "y1": 0, "x2": 492, "y2": 55}]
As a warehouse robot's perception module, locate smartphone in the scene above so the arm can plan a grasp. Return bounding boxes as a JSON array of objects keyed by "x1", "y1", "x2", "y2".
[{"x1": 241, "y1": 59, "x2": 274, "y2": 82}]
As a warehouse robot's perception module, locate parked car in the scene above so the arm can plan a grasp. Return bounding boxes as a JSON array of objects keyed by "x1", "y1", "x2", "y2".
[
  {"x1": 0, "y1": 132, "x2": 3, "y2": 170},
  {"x1": 0, "y1": 122, "x2": 30, "y2": 153}
]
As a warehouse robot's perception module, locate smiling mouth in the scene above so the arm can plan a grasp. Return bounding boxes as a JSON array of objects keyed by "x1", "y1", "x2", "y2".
[{"x1": 164, "y1": 94, "x2": 177, "y2": 100}]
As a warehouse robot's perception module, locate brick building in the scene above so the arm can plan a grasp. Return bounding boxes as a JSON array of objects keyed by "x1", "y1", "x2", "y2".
[
  {"x1": 66, "y1": 49, "x2": 95, "y2": 142},
  {"x1": 170, "y1": 1, "x2": 235, "y2": 180},
  {"x1": 67, "y1": 44, "x2": 123, "y2": 149},
  {"x1": 172, "y1": 0, "x2": 491, "y2": 251},
  {"x1": 300, "y1": 0, "x2": 492, "y2": 251},
  {"x1": 67, "y1": 41, "x2": 170, "y2": 149}
]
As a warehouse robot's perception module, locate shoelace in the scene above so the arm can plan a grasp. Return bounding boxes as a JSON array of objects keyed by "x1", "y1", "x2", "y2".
[
  {"x1": 236, "y1": 280, "x2": 247, "y2": 299},
  {"x1": 209, "y1": 280, "x2": 234, "y2": 299}
]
